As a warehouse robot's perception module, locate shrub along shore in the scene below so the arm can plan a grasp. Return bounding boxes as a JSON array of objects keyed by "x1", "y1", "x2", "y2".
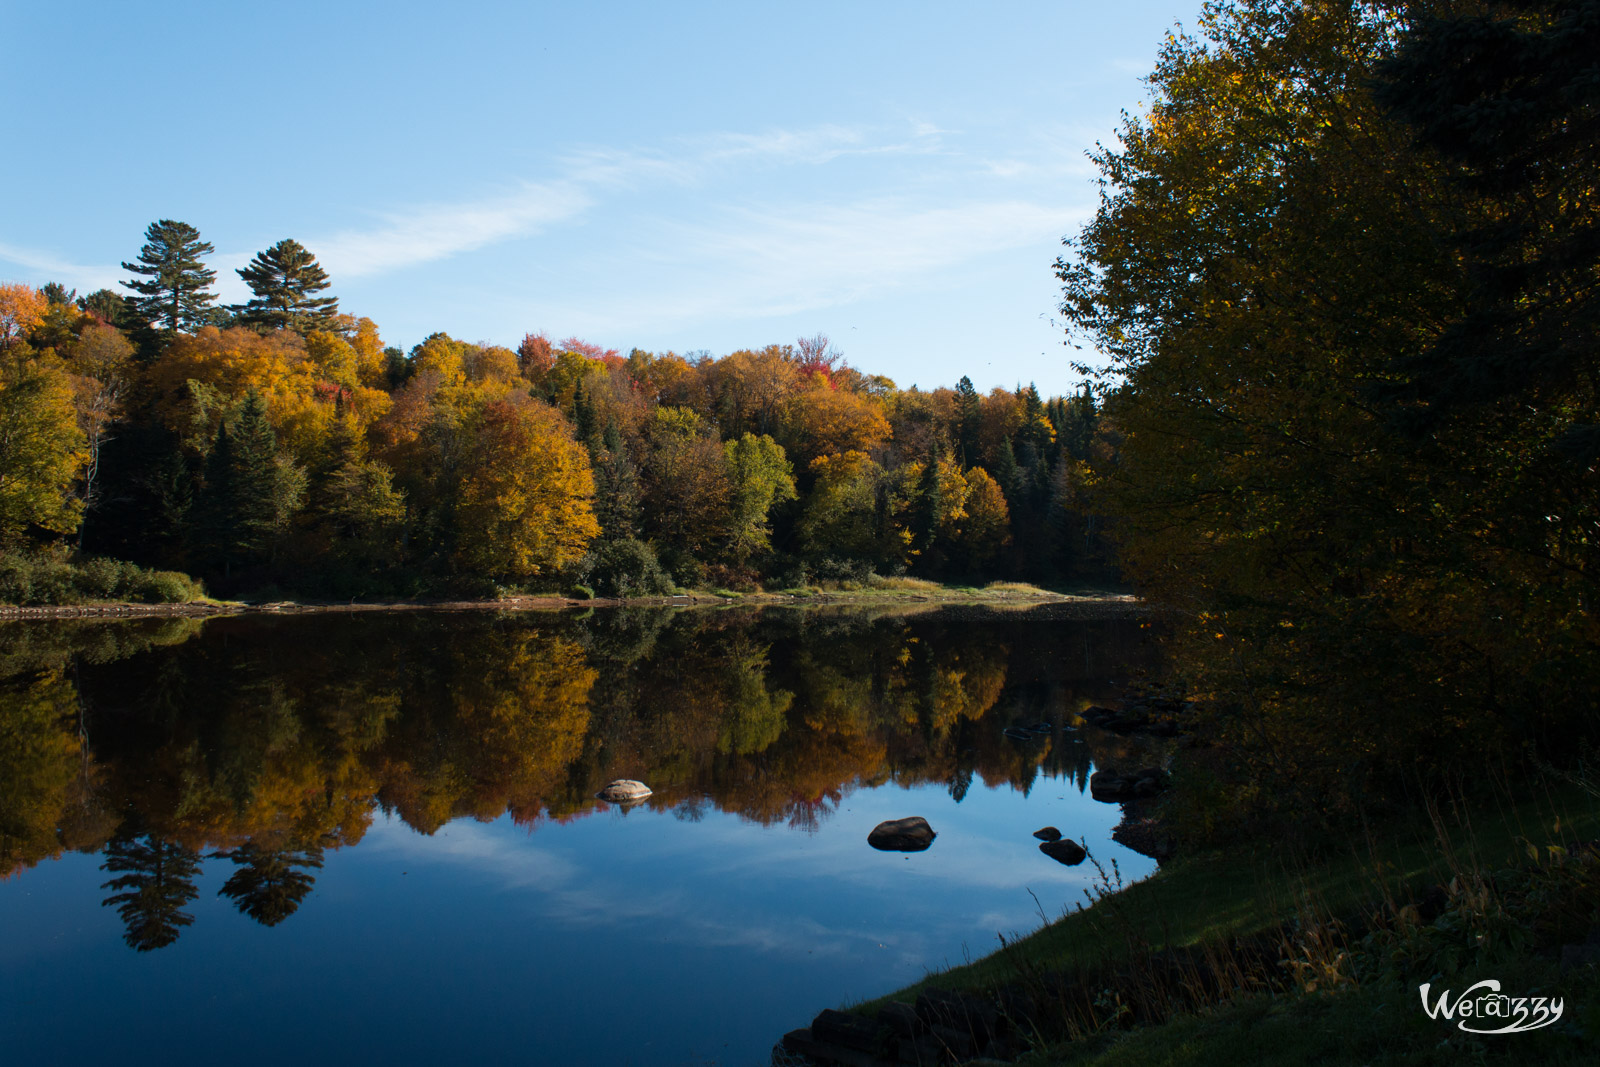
[{"x1": 0, "y1": 570, "x2": 1132, "y2": 619}]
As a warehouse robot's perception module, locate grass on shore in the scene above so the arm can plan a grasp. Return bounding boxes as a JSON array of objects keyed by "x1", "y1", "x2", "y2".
[{"x1": 855, "y1": 778, "x2": 1600, "y2": 1064}]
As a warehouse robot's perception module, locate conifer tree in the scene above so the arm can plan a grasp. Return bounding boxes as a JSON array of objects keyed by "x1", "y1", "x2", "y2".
[
  {"x1": 195, "y1": 391, "x2": 302, "y2": 574},
  {"x1": 910, "y1": 445, "x2": 943, "y2": 569},
  {"x1": 120, "y1": 220, "x2": 218, "y2": 334},
  {"x1": 953, "y1": 375, "x2": 981, "y2": 467},
  {"x1": 100, "y1": 834, "x2": 201, "y2": 951},
  {"x1": 991, "y1": 436, "x2": 1020, "y2": 504},
  {"x1": 235, "y1": 239, "x2": 339, "y2": 332},
  {"x1": 213, "y1": 842, "x2": 324, "y2": 927},
  {"x1": 593, "y1": 420, "x2": 642, "y2": 539}
]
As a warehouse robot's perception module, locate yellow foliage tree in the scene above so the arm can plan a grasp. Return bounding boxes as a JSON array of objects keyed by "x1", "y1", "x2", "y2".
[
  {"x1": 0, "y1": 283, "x2": 47, "y2": 353},
  {"x1": 0, "y1": 360, "x2": 87, "y2": 540},
  {"x1": 454, "y1": 397, "x2": 600, "y2": 580}
]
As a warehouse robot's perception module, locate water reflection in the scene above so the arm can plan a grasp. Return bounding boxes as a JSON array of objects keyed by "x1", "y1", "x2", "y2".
[{"x1": 0, "y1": 604, "x2": 1153, "y2": 954}]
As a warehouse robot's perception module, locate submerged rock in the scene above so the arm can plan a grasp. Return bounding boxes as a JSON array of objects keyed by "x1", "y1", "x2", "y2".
[
  {"x1": 1089, "y1": 767, "x2": 1168, "y2": 802},
  {"x1": 867, "y1": 816, "x2": 936, "y2": 852},
  {"x1": 1040, "y1": 838, "x2": 1088, "y2": 866},
  {"x1": 596, "y1": 779, "x2": 652, "y2": 803},
  {"x1": 1002, "y1": 726, "x2": 1034, "y2": 741},
  {"x1": 1033, "y1": 826, "x2": 1062, "y2": 842}
]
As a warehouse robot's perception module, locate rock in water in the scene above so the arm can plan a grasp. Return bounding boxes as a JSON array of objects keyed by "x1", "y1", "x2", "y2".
[
  {"x1": 596, "y1": 779, "x2": 652, "y2": 802},
  {"x1": 1040, "y1": 839, "x2": 1087, "y2": 866},
  {"x1": 868, "y1": 816, "x2": 936, "y2": 852},
  {"x1": 1033, "y1": 826, "x2": 1062, "y2": 842}
]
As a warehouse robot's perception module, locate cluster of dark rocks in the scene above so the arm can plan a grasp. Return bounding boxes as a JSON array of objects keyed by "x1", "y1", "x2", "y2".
[
  {"x1": 1032, "y1": 827, "x2": 1086, "y2": 866},
  {"x1": 776, "y1": 988, "x2": 1029, "y2": 1066},
  {"x1": 1078, "y1": 701, "x2": 1184, "y2": 737},
  {"x1": 1088, "y1": 767, "x2": 1169, "y2": 802}
]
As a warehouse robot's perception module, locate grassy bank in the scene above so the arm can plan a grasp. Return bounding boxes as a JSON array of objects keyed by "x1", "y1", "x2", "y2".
[{"x1": 850, "y1": 779, "x2": 1600, "y2": 1064}]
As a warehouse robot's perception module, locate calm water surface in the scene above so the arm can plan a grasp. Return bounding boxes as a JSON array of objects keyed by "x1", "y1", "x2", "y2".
[{"x1": 0, "y1": 604, "x2": 1162, "y2": 1066}]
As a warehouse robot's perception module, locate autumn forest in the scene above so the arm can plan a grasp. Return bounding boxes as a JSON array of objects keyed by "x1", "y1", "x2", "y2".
[{"x1": 0, "y1": 226, "x2": 1111, "y2": 603}]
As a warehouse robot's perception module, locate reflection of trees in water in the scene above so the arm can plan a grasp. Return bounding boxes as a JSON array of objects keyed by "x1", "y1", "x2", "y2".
[
  {"x1": 99, "y1": 832, "x2": 201, "y2": 951},
  {"x1": 5, "y1": 607, "x2": 1156, "y2": 945},
  {"x1": 212, "y1": 841, "x2": 325, "y2": 927}
]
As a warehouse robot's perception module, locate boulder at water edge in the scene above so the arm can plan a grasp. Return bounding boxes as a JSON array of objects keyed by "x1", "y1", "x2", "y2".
[
  {"x1": 1033, "y1": 826, "x2": 1062, "y2": 842},
  {"x1": 1040, "y1": 838, "x2": 1088, "y2": 866},
  {"x1": 597, "y1": 779, "x2": 652, "y2": 802},
  {"x1": 868, "y1": 816, "x2": 936, "y2": 852}
]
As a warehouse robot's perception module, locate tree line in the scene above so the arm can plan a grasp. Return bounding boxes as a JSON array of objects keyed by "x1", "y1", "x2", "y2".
[{"x1": 0, "y1": 223, "x2": 1115, "y2": 598}]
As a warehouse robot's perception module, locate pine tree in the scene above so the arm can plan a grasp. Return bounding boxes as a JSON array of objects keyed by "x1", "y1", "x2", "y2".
[
  {"x1": 910, "y1": 445, "x2": 944, "y2": 570},
  {"x1": 992, "y1": 436, "x2": 1020, "y2": 504},
  {"x1": 230, "y1": 391, "x2": 292, "y2": 558},
  {"x1": 121, "y1": 220, "x2": 218, "y2": 334},
  {"x1": 213, "y1": 842, "x2": 324, "y2": 927},
  {"x1": 100, "y1": 834, "x2": 202, "y2": 951},
  {"x1": 235, "y1": 239, "x2": 339, "y2": 332},
  {"x1": 593, "y1": 419, "x2": 642, "y2": 539},
  {"x1": 77, "y1": 288, "x2": 131, "y2": 326},
  {"x1": 195, "y1": 390, "x2": 301, "y2": 574},
  {"x1": 953, "y1": 375, "x2": 981, "y2": 467}
]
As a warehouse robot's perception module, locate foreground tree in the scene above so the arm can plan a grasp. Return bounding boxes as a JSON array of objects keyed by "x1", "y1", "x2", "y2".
[{"x1": 1057, "y1": 0, "x2": 1599, "y2": 827}]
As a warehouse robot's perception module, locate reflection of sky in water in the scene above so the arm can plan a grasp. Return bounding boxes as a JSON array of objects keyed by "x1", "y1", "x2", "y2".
[{"x1": 0, "y1": 769, "x2": 1151, "y2": 1067}]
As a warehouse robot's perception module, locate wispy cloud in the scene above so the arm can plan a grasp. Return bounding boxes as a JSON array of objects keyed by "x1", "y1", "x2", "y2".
[
  {"x1": 0, "y1": 241, "x2": 120, "y2": 292},
  {"x1": 1, "y1": 119, "x2": 1071, "y2": 313},
  {"x1": 574, "y1": 196, "x2": 1084, "y2": 329},
  {"x1": 315, "y1": 180, "x2": 593, "y2": 279}
]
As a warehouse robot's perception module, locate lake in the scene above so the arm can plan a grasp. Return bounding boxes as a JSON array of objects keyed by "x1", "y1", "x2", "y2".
[{"x1": 0, "y1": 602, "x2": 1162, "y2": 1066}]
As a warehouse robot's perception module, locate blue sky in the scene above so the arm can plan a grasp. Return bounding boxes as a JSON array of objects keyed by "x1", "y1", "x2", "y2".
[{"x1": 2, "y1": 1, "x2": 1202, "y2": 394}]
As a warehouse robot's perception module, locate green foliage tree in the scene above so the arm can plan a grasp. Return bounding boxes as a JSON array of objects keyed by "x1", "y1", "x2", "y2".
[
  {"x1": 121, "y1": 220, "x2": 218, "y2": 334},
  {"x1": 234, "y1": 239, "x2": 340, "y2": 333},
  {"x1": 722, "y1": 433, "x2": 796, "y2": 562},
  {"x1": 77, "y1": 288, "x2": 129, "y2": 326}
]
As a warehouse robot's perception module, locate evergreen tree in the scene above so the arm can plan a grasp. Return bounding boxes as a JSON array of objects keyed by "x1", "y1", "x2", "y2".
[
  {"x1": 196, "y1": 391, "x2": 302, "y2": 574},
  {"x1": 572, "y1": 379, "x2": 600, "y2": 450},
  {"x1": 909, "y1": 445, "x2": 943, "y2": 569},
  {"x1": 77, "y1": 288, "x2": 130, "y2": 326},
  {"x1": 234, "y1": 239, "x2": 339, "y2": 332},
  {"x1": 953, "y1": 375, "x2": 981, "y2": 467},
  {"x1": 100, "y1": 833, "x2": 202, "y2": 951},
  {"x1": 213, "y1": 842, "x2": 324, "y2": 927},
  {"x1": 991, "y1": 436, "x2": 1020, "y2": 504},
  {"x1": 40, "y1": 282, "x2": 76, "y2": 306},
  {"x1": 120, "y1": 220, "x2": 218, "y2": 334},
  {"x1": 593, "y1": 421, "x2": 642, "y2": 539}
]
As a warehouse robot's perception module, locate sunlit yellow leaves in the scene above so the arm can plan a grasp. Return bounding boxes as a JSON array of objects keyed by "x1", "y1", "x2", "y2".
[{"x1": 453, "y1": 397, "x2": 600, "y2": 580}]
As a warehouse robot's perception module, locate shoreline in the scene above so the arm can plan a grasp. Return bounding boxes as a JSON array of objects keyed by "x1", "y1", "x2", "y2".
[{"x1": 0, "y1": 586, "x2": 1141, "y2": 621}]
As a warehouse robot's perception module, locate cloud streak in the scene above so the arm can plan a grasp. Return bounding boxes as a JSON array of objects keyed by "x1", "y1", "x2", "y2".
[
  {"x1": 0, "y1": 241, "x2": 120, "y2": 292},
  {"x1": 315, "y1": 180, "x2": 594, "y2": 279}
]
